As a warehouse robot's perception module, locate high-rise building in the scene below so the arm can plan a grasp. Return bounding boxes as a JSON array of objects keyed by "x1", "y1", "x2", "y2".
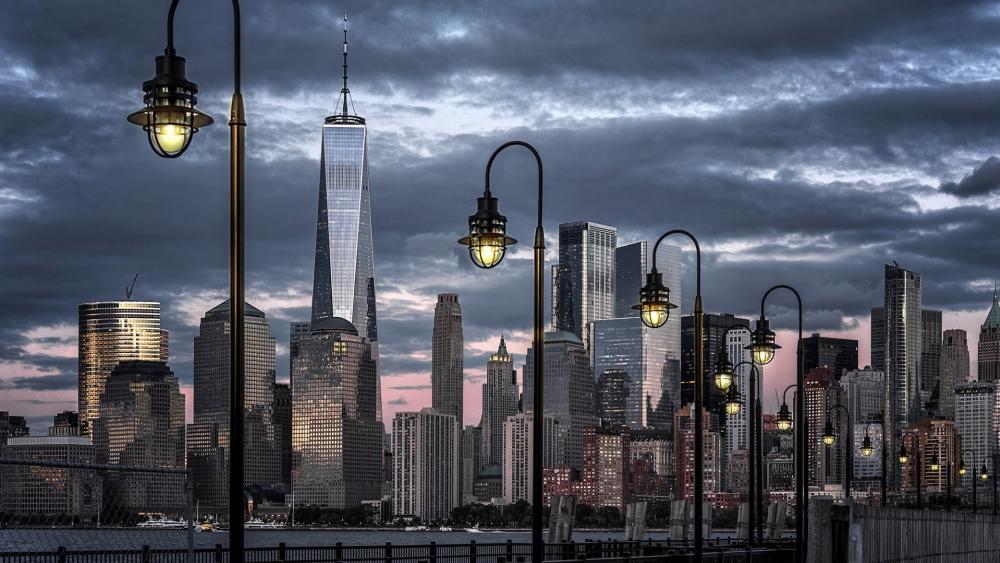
[
  {"x1": 595, "y1": 369, "x2": 630, "y2": 426},
  {"x1": 92, "y1": 360, "x2": 185, "y2": 513},
  {"x1": 852, "y1": 422, "x2": 884, "y2": 481},
  {"x1": 901, "y1": 419, "x2": 959, "y2": 494},
  {"x1": 629, "y1": 430, "x2": 673, "y2": 486},
  {"x1": 881, "y1": 262, "x2": 923, "y2": 487},
  {"x1": 614, "y1": 241, "x2": 682, "y2": 326},
  {"x1": 591, "y1": 317, "x2": 677, "y2": 431},
  {"x1": 0, "y1": 434, "x2": 101, "y2": 520},
  {"x1": 552, "y1": 221, "x2": 617, "y2": 344},
  {"x1": 78, "y1": 301, "x2": 167, "y2": 436},
  {"x1": 502, "y1": 412, "x2": 564, "y2": 503},
  {"x1": 804, "y1": 367, "x2": 846, "y2": 487},
  {"x1": 479, "y1": 336, "x2": 518, "y2": 468},
  {"x1": 577, "y1": 427, "x2": 631, "y2": 510},
  {"x1": 940, "y1": 330, "x2": 970, "y2": 418},
  {"x1": 921, "y1": 309, "x2": 943, "y2": 404},
  {"x1": 432, "y1": 294, "x2": 463, "y2": 423},
  {"x1": 273, "y1": 382, "x2": 292, "y2": 488},
  {"x1": 842, "y1": 368, "x2": 885, "y2": 430},
  {"x1": 460, "y1": 425, "x2": 481, "y2": 505},
  {"x1": 978, "y1": 289, "x2": 1000, "y2": 382},
  {"x1": 802, "y1": 333, "x2": 859, "y2": 378},
  {"x1": 522, "y1": 331, "x2": 595, "y2": 469},
  {"x1": 309, "y1": 21, "x2": 380, "y2": 422},
  {"x1": 189, "y1": 299, "x2": 279, "y2": 510},
  {"x1": 681, "y1": 314, "x2": 751, "y2": 419},
  {"x1": 0, "y1": 411, "x2": 30, "y2": 445},
  {"x1": 673, "y1": 403, "x2": 721, "y2": 500},
  {"x1": 289, "y1": 321, "x2": 311, "y2": 375},
  {"x1": 291, "y1": 317, "x2": 383, "y2": 508},
  {"x1": 871, "y1": 307, "x2": 885, "y2": 374},
  {"x1": 954, "y1": 382, "x2": 999, "y2": 491},
  {"x1": 723, "y1": 326, "x2": 763, "y2": 488},
  {"x1": 392, "y1": 408, "x2": 459, "y2": 521},
  {"x1": 50, "y1": 411, "x2": 79, "y2": 436}
]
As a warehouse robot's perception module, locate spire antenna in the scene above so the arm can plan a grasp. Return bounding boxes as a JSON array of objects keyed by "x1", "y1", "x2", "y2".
[{"x1": 341, "y1": 13, "x2": 350, "y2": 116}]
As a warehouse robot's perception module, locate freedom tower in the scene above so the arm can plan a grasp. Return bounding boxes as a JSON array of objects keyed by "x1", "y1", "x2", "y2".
[{"x1": 311, "y1": 15, "x2": 377, "y2": 343}]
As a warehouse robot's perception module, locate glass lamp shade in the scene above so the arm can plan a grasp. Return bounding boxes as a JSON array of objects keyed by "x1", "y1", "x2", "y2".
[
  {"x1": 822, "y1": 421, "x2": 836, "y2": 446},
  {"x1": 633, "y1": 270, "x2": 677, "y2": 329},
  {"x1": 746, "y1": 317, "x2": 780, "y2": 366},
  {"x1": 981, "y1": 466, "x2": 990, "y2": 481},
  {"x1": 860, "y1": 439, "x2": 874, "y2": 458},
  {"x1": 458, "y1": 195, "x2": 517, "y2": 269},
  {"x1": 775, "y1": 403, "x2": 793, "y2": 432},
  {"x1": 713, "y1": 352, "x2": 734, "y2": 391},
  {"x1": 930, "y1": 456, "x2": 941, "y2": 472},
  {"x1": 127, "y1": 53, "x2": 212, "y2": 158},
  {"x1": 898, "y1": 445, "x2": 909, "y2": 465},
  {"x1": 724, "y1": 386, "x2": 742, "y2": 415},
  {"x1": 959, "y1": 462, "x2": 967, "y2": 476}
]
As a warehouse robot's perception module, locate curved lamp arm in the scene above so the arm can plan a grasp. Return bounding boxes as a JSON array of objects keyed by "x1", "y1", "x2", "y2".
[
  {"x1": 166, "y1": 0, "x2": 242, "y2": 93},
  {"x1": 652, "y1": 230, "x2": 701, "y2": 296},
  {"x1": 484, "y1": 141, "x2": 543, "y2": 228}
]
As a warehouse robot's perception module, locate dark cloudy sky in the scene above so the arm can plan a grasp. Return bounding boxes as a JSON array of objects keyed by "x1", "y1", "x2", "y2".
[{"x1": 2, "y1": 1, "x2": 1000, "y2": 432}]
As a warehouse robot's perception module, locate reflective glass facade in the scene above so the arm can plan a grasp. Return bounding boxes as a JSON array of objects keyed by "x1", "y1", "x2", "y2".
[
  {"x1": 553, "y1": 222, "x2": 616, "y2": 345},
  {"x1": 78, "y1": 301, "x2": 167, "y2": 437}
]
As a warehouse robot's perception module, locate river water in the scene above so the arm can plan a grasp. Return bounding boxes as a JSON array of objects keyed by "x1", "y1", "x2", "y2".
[{"x1": 0, "y1": 528, "x2": 729, "y2": 552}]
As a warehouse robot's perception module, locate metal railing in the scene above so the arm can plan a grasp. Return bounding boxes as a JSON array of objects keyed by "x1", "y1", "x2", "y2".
[{"x1": 0, "y1": 539, "x2": 797, "y2": 563}]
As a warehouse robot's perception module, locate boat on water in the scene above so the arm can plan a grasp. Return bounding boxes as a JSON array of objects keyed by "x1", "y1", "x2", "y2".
[
  {"x1": 404, "y1": 525, "x2": 429, "y2": 531},
  {"x1": 438, "y1": 526, "x2": 453, "y2": 532},
  {"x1": 137, "y1": 516, "x2": 187, "y2": 529},
  {"x1": 244, "y1": 518, "x2": 284, "y2": 529},
  {"x1": 465, "y1": 524, "x2": 483, "y2": 533}
]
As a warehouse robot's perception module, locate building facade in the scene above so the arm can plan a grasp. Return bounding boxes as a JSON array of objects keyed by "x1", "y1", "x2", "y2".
[
  {"x1": 0, "y1": 434, "x2": 101, "y2": 520},
  {"x1": 954, "y1": 382, "x2": 999, "y2": 491},
  {"x1": 479, "y1": 336, "x2": 518, "y2": 468},
  {"x1": 432, "y1": 294, "x2": 464, "y2": 424},
  {"x1": 978, "y1": 290, "x2": 1000, "y2": 382},
  {"x1": 674, "y1": 403, "x2": 721, "y2": 500},
  {"x1": 804, "y1": 367, "x2": 847, "y2": 487},
  {"x1": 596, "y1": 369, "x2": 630, "y2": 427},
  {"x1": 502, "y1": 412, "x2": 564, "y2": 504},
  {"x1": 92, "y1": 360, "x2": 185, "y2": 514},
  {"x1": 552, "y1": 221, "x2": 617, "y2": 344},
  {"x1": 78, "y1": 301, "x2": 167, "y2": 436},
  {"x1": 802, "y1": 333, "x2": 859, "y2": 377},
  {"x1": 291, "y1": 318, "x2": 383, "y2": 508},
  {"x1": 189, "y1": 300, "x2": 279, "y2": 510},
  {"x1": 921, "y1": 309, "x2": 943, "y2": 406},
  {"x1": 460, "y1": 425, "x2": 481, "y2": 505},
  {"x1": 522, "y1": 331, "x2": 595, "y2": 469},
  {"x1": 681, "y1": 314, "x2": 751, "y2": 419},
  {"x1": 393, "y1": 409, "x2": 459, "y2": 521},
  {"x1": 940, "y1": 330, "x2": 970, "y2": 419}
]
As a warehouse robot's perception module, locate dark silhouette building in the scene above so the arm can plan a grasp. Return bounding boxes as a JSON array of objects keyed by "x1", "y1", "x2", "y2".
[{"x1": 802, "y1": 333, "x2": 859, "y2": 378}]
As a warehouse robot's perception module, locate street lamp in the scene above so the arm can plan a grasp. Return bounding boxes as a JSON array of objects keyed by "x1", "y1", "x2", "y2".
[
  {"x1": 636, "y1": 229, "x2": 704, "y2": 560},
  {"x1": 860, "y1": 435, "x2": 874, "y2": 458},
  {"x1": 724, "y1": 385, "x2": 742, "y2": 416},
  {"x1": 899, "y1": 431, "x2": 922, "y2": 508},
  {"x1": 127, "y1": 1, "x2": 247, "y2": 559},
  {"x1": 775, "y1": 393, "x2": 794, "y2": 433},
  {"x1": 822, "y1": 421, "x2": 836, "y2": 446},
  {"x1": 752, "y1": 285, "x2": 806, "y2": 560},
  {"x1": 712, "y1": 351, "x2": 735, "y2": 392},
  {"x1": 458, "y1": 140, "x2": 544, "y2": 563},
  {"x1": 960, "y1": 449, "x2": 982, "y2": 513},
  {"x1": 860, "y1": 415, "x2": 887, "y2": 506}
]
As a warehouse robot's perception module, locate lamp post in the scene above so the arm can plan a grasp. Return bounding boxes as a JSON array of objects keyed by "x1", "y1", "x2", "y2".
[
  {"x1": 859, "y1": 415, "x2": 887, "y2": 506},
  {"x1": 634, "y1": 230, "x2": 701, "y2": 560},
  {"x1": 822, "y1": 404, "x2": 852, "y2": 501},
  {"x1": 929, "y1": 451, "x2": 952, "y2": 511},
  {"x1": 458, "y1": 140, "x2": 543, "y2": 563},
  {"x1": 126, "y1": 1, "x2": 246, "y2": 559},
  {"x1": 899, "y1": 431, "x2": 921, "y2": 508},
  {"x1": 750, "y1": 286, "x2": 806, "y2": 560},
  {"x1": 994, "y1": 453, "x2": 999, "y2": 516},
  {"x1": 712, "y1": 346, "x2": 763, "y2": 544}
]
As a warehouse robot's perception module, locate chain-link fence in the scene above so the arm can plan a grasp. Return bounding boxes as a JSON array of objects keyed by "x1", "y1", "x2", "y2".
[{"x1": 0, "y1": 457, "x2": 196, "y2": 558}]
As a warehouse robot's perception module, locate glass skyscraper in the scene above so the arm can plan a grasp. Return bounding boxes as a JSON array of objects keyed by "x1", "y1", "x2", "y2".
[
  {"x1": 78, "y1": 301, "x2": 168, "y2": 436},
  {"x1": 553, "y1": 221, "x2": 617, "y2": 346}
]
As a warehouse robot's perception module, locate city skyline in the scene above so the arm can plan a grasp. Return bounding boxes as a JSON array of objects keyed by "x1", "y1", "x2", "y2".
[{"x1": 4, "y1": 2, "x2": 1000, "y2": 431}]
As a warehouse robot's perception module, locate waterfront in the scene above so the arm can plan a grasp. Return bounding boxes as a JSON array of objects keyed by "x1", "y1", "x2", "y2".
[{"x1": 0, "y1": 528, "x2": 739, "y2": 552}]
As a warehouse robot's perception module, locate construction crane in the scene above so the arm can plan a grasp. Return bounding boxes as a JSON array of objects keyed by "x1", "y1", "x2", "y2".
[{"x1": 124, "y1": 274, "x2": 139, "y2": 301}]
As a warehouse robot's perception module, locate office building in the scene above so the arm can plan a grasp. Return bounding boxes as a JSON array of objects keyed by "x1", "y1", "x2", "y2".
[
  {"x1": 954, "y1": 382, "x2": 999, "y2": 491},
  {"x1": 502, "y1": 412, "x2": 564, "y2": 503},
  {"x1": 978, "y1": 290, "x2": 1000, "y2": 382},
  {"x1": 92, "y1": 360, "x2": 185, "y2": 514},
  {"x1": 273, "y1": 382, "x2": 292, "y2": 488},
  {"x1": 393, "y1": 409, "x2": 459, "y2": 521},
  {"x1": 480, "y1": 336, "x2": 518, "y2": 468},
  {"x1": 309, "y1": 23, "x2": 381, "y2": 426},
  {"x1": 577, "y1": 427, "x2": 631, "y2": 510},
  {"x1": 289, "y1": 321, "x2": 311, "y2": 374},
  {"x1": 802, "y1": 333, "x2": 859, "y2": 378},
  {"x1": 0, "y1": 412, "x2": 29, "y2": 445},
  {"x1": 595, "y1": 369, "x2": 630, "y2": 426},
  {"x1": 552, "y1": 221, "x2": 617, "y2": 344},
  {"x1": 674, "y1": 403, "x2": 721, "y2": 500},
  {"x1": 292, "y1": 317, "x2": 383, "y2": 508},
  {"x1": 681, "y1": 313, "x2": 751, "y2": 419},
  {"x1": 432, "y1": 294, "x2": 464, "y2": 423},
  {"x1": 522, "y1": 331, "x2": 595, "y2": 469},
  {"x1": 940, "y1": 330, "x2": 970, "y2": 418},
  {"x1": 78, "y1": 300, "x2": 167, "y2": 436},
  {"x1": 842, "y1": 368, "x2": 885, "y2": 429},
  {"x1": 723, "y1": 325, "x2": 763, "y2": 489},
  {"x1": 0, "y1": 433, "x2": 101, "y2": 520},
  {"x1": 902, "y1": 419, "x2": 959, "y2": 494},
  {"x1": 804, "y1": 367, "x2": 846, "y2": 487},
  {"x1": 460, "y1": 425, "x2": 481, "y2": 505},
  {"x1": 921, "y1": 309, "x2": 942, "y2": 403},
  {"x1": 189, "y1": 299, "x2": 279, "y2": 510}
]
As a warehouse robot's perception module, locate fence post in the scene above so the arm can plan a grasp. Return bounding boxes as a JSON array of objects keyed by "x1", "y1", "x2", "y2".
[
  {"x1": 335, "y1": 541, "x2": 343, "y2": 563},
  {"x1": 384, "y1": 541, "x2": 392, "y2": 563},
  {"x1": 215, "y1": 543, "x2": 223, "y2": 563},
  {"x1": 506, "y1": 539, "x2": 513, "y2": 562},
  {"x1": 430, "y1": 541, "x2": 437, "y2": 563},
  {"x1": 470, "y1": 540, "x2": 477, "y2": 563},
  {"x1": 142, "y1": 545, "x2": 151, "y2": 563},
  {"x1": 56, "y1": 547, "x2": 66, "y2": 563},
  {"x1": 278, "y1": 542, "x2": 286, "y2": 562}
]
